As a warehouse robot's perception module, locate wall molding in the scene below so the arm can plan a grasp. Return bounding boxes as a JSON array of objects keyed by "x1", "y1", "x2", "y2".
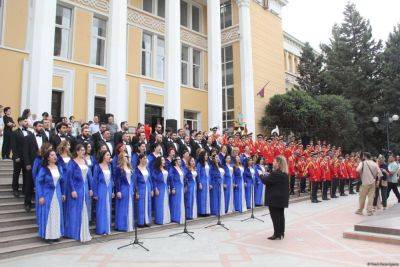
[
  {"x1": 221, "y1": 25, "x2": 239, "y2": 45},
  {"x1": 87, "y1": 72, "x2": 107, "y2": 120},
  {"x1": 138, "y1": 83, "x2": 165, "y2": 124},
  {"x1": 53, "y1": 65, "x2": 76, "y2": 117}
]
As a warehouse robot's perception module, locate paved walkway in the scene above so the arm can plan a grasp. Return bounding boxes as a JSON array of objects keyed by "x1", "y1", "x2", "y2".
[{"x1": 2, "y1": 194, "x2": 400, "y2": 267}]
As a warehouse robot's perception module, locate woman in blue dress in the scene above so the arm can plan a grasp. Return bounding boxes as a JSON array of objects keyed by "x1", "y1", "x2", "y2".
[
  {"x1": 113, "y1": 143, "x2": 126, "y2": 173},
  {"x1": 147, "y1": 143, "x2": 162, "y2": 173},
  {"x1": 165, "y1": 147, "x2": 176, "y2": 172},
  {"x1": 64, "y1": 144, "x2": 92, "y2": 242},
  {"x1": 84, "y1": 142, "x2": 96, "y2": 222},
  {"x1": 243, "y1": 156, "x2": 256, "y2": 209},
  {"x1": 185, "y1": 157, "x2": 197, "y2": 220},
  {"x1": 115, "y1": 151, "x2": 135, "y2": 232},
  {"x1": 223, "y1": 155, "x2": 235, "y2": 214},
  {"x1": 151, "y1": 156, "x2": 170, "y2": 225},
  {"x1": 233, "y1": 155, "x2": 247, "y2": 213},
  {"x1": 218, "y1": 145, "x2": 228, "y2": 166},
  {"x1": 209, "y1": 152, "x2": 225, "y2": 216},
  {"x1": 254, "y1": 156, "x2": 267, "y2": 206},
  {"x1": 135, "y1": 153, "x2": 153, "y2": 227},
  {"x1": 196, "y1": 151, "x2": 211, "y2": 216},
  {"x1": 168, "y1": 157, "x2": 185, "y2": 224},
  {"x1": 92, "y1": 151, "x2": 114, "y2": 235},
  {"x1": 131, "y1": 142, "x2": 146, "y2": 170},
  {"x1": 36, "y1": 149, "x2": 65, "y2": 243},
  {"x1": 56, "y1": 140, "x2": 71, "y2": 222}
]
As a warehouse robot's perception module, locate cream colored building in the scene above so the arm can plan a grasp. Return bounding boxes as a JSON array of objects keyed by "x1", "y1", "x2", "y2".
[
  {"x1": 283, "y1": 31, "x2": 304, "y2": 91},
  {"x1": 0, "y1": 0, "x2": 288, "y2": 134}
]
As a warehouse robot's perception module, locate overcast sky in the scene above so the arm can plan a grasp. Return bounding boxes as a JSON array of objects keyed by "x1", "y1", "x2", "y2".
[{"x1": 282, "y1": 0, "x2": 400, "y2": 50}]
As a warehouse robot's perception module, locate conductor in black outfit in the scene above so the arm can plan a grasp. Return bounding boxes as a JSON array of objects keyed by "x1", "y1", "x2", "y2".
[{"x1": 261, "y1": 155, "x2": 290, "y2": 240}]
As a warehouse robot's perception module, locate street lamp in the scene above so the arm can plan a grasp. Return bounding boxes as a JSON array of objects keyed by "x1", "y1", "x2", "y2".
[{"x1": 372, "y1": 113, "x2": 399, "y2": 153}]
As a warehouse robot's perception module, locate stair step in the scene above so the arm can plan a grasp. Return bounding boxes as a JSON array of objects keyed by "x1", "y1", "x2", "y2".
[
  {"x1": 0, "y1": 224, "x2": 37, "y2": 238},
  {"x1": 0, "y1": 215, "x2": 36, "y2": 227},
  {"x1": 0, "y1": 209, "x2": 35, "y2": 219},
  {"x1": 0, "y1": 195, "x2": 27, "y2": 203},
  {"x1": 343, "y1": 230, "x2": 400, "y2": 245},
  {"x1": 0, "y1": 185, "x2": 21, "y2": 190},
  {"x1": 0, "y1": 201, "x2": 26, "y2": 211},
  {"x1": 0, "y1": 233, "x2": 39, "y2": 248}
]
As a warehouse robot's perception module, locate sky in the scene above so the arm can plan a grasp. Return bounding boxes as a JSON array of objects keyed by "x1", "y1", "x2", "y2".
[{"x1": 282, "y1": 0, "x2": 400, "y2": 50}]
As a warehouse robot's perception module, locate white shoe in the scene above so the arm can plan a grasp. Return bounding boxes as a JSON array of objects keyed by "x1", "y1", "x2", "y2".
[{"x1": 355, "y1": 210, "x2": 363, "y2": 215}]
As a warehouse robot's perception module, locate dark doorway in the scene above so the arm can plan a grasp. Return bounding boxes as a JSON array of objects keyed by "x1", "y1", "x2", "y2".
[
  {"x1": 94, "y1": 97, "x2": 107, "y2": 123},
  {"x1": 51, "y1": 90, "x2": 63, "y2": 124},
  {"x1": 145, "y1": 104, "x2": 164, "y2": 132}
]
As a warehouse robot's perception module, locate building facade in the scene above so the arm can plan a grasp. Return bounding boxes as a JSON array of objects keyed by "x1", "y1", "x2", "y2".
[{"x1": 0, "y1": 0, "x2": 287, "y2": 134}]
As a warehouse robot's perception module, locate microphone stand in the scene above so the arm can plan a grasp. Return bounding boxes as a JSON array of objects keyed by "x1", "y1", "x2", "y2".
[
  {"x1": 242, "y1": 172, "x2": 264, "y2": 223},
  {"x1": 170, "y1": 174, "x2": 195, "y2": 239},
  {"x1": 205, "y1": 174, "x2": 229, "y2": 230},
  {"x1": 118, "y1": 184, "x2": 149, "y2": 251}
]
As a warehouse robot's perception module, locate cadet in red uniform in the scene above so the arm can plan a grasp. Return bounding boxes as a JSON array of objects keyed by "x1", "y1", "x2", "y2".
[
  {"x1": 338, "y1": 156, "x2": 348, "y2": 196},
  {"x1": 345, "y1": 156, "x2": 355, "y2": 194},
  {"x1": 331, "y1": 155, "x2": 340, "y2": 198},
  {"x1": 296, "y1": 155, "x2": 308, "y2": 193},
  {"x1": 288, "y1": 154, "x2": 296, "y2": 195},
  {"x1": 264, "y1": 140, "x2": 274, "y2": 171},
  {"x1": 320, "y1": 156, "x2": 331, "y2": 200},
  {"x1": 308, "y1": 154, "x2": 321, "y2": 203}
]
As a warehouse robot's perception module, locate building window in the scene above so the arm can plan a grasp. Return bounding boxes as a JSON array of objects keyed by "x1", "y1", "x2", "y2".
[
  {"x1": 54, "y1": 5, "x2": 72, "y2": 58},
  {"x1": 180, "y1": 1, "x2": 188, "y2": 27},
  {"x1": 222, "y1": 46, "x2": 234, "y2": 130},
  {"x1": 184, "y1": 111, "x2": 199, "y2": 131},
  {"x1": 181, "y1": 45, "x2": 189, "y2": 85},
  {"x1": 91, "y1": 16, "x2": 107, "y2": 66},
  {"x1": 145, "y1": 104, "x2": 163, "y2": 127},
  {"x1": 220, "y1": 0, "x2": 232, "y2": 29},
  {"x1": 94, "y1": 96, "x2": 106, "y2": 121},
  {"x1": 51, "y1": 90, "x2": 63, "y2": 123},
  {"x1": 156, "y1": 38, "x2": 165, "y2": 80},
  {"x1": 141, "y1": 33, "x2": 164, "y2": 80},
  {"x1": 143, "y1": 0, "x2": 165, "y2": 18},
  {"x1": 192, "y1": 49, "x2": 201, "y2": 88},
  {"x1": 180, "y1": 1, "x2": 201, "y2": 32},
  {"x1": 0, "y1": 0, "x2": 4, "y2": 44},
  {"x1": 141, "y1": 33, "x2": 153, "y2": 77}
]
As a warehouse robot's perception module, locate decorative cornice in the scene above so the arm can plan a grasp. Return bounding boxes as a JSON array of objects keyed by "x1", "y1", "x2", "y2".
[
  {"x1": 69, "y1": 0, "x2": 109, "y2": 13},
  {"x1": 221, "y1": 25, "x2": 240, "y2": 45},
  {"x1": 236, "y1": 0, "x2": 251, "y2": 8},
  {"x1": 127, "y1": 7, "x2": 208, "y2": 51}
]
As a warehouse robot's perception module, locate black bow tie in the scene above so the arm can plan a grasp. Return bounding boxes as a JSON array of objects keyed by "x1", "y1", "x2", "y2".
[
  {"x1": 36, "y1": 134, "x2": 42, "y2": 137},
  {"x1": 22, "y1": 128, "x2": 28, "y2": 131}
]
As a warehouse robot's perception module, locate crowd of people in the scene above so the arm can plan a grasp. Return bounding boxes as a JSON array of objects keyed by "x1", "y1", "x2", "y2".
[{"x1": 1, "y1": 106, "x2": 399, "y2": 243}]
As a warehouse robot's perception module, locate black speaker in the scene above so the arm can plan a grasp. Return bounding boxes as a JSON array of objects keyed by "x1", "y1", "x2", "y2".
[{"x1": 165, "y1": 119, "x2": 178, "y2": 132}]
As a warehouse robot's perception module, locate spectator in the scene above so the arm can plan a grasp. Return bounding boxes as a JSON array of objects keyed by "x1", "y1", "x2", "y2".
[
  {"x1": 374, "y1": 155, "x2": 388, "y2": 210},
  {"x1": 89, "y1": 116, "x2": 100, "y2": 134},
  {"x1": 387, "y1": 155, "x2": 400, "y2": 203},
  {"x1": 2, "y1": 107, "x2": 16, "y2": 159},
  {"x1": 106, "y1": 114, "x2": 118, "y2": 140},
  {"x1": 356, "y1": 152, "x2": 382, "y2": 216}
]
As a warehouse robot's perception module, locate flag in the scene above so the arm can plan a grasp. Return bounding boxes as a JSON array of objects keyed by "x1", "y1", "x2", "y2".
[{"x1": 257, "y1": 81, "x2": 269, "y2": 98}]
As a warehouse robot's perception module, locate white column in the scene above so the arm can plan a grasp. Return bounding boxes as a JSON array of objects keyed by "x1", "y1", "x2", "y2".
[
  {"x1": 26, "y1": 0, "x2": 57, "y2": 116},
  {"x1": 207, "y1": 0, "x2": 223, "y2": 130},
  {"x1": 164, "y1": 0, "x2": 181, "y2": 128},
  {"x1": 236, "y1": 0, "x2": 255, "y2": 134},
  {"x1": 107, "y1": 0, "x2": 128, "y2": 124}
]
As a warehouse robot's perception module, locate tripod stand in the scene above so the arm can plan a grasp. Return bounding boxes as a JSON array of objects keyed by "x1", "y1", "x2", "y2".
[
  {"x1": 170, "y1": 180, "x2": 195, "y2": 239},
  {"x1": 242, "y1": 177, "x2": 264, "y2": 223},
  {"x1": 118, "y1": 193, "x2": 149, "y2": 251},
  {"x1": 205, "y1": 179, "x2": 229, "y2": 230}
]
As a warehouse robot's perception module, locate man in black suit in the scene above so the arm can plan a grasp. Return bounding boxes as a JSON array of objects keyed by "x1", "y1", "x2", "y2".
[
  {"x1": 42, "y1": 118, "x2": 54, "y2": 140},
  {"x1": 49, "y1": 122, "x2": 69, "y2": 151},
  {"x1": 2, "y1": 107, "x2": 15, "y2": 159},
  {"x1": 66, "y1": 122, "x2": 77, "y2": 151},
  {"x1": 153, "y1": 133, "x2": 166, "y2": 156},
  {"x1": 23, "y1": 121, "x2": 48, "y2": 212},
  {"x1": 75, "y1": 125, "x2": 94, "y2": 151},
  {"x1": 179, "y1": 135, "x2": 192, "y2": 157},
  {"x1": 97, "y1": 129, "x2": 114, "y2": 156},
  {"x1": 191, "y1": 132, "x2": 203, "y2": 158},
  {"x1": 176, "y1": 128, "x2": 185, "y2": 150},
  {"x1": 149, "y1": 123, "x2": 164, "y2": 144},
  {"x1": 93, "y1": 122, "x2": 107, "y2": 154},
  {"x1": 11, "y1": 117, "x2": 28, "y2": 197},
  {"x1": 114, "y1": 121, "x2": 129, "y2": 146}
]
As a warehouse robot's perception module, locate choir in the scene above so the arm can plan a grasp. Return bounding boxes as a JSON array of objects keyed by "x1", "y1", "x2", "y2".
[{"x1": 10, "y1": 115, "x2": 361, "y2": 244}]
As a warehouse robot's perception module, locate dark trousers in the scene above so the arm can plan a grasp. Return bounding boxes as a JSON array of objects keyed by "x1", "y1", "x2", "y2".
[
  {"x1": 24, "y1": 170, "x2": 34, "y2": 205},
  {"x1": 349, "y1": 179, "x2": 355, "y2": 193},
  {"x1": 373, "y1": 184, "x2": 387, "y2": 207},
  {"x1": 311, "y1": 181, "x2": 318, "y2": 200},
  {"x1": 331, "y1": 178, "x2": 338, "y2": 197},
  {"x1": 300, "y1": 178, "x2": 307, "y2": 193},
  {"x1": 12, "y1": 160, "x2": 26, "y2": 192},
  {"x1": 339, "y1": 179, "x2": 346, "y2": 195},
  {"x1": 269, "y1": 206, "x2": 285, "y2": 237},
  {"x1": 387, "y1": 182, "x2": 400, "y2": 202},
  {"x1": 1, "y1": 131, "x2": 12, "y2": 159},
  {"x1": 289, "y1": 175, "x2": 296, "y2": 194},
  {"x1": 322, "y1": 181, "x2": 329, "y2": 199}
]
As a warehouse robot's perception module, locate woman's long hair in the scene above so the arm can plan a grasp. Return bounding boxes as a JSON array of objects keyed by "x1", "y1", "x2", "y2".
[
  {"x1": 118, "y1": 151, "x2": 132, "y2": 170},
  {"x1": 56, "y1": 140, "x2": 71, "y2": 157},
  {"x1": 275, "y1": 155, "x2": 288, "y2": 174}
]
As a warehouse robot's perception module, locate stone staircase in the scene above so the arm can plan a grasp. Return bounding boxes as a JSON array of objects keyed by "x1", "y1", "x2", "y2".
[{"x1": 0, "y1": 159, "x2": 313, "y2": 260}]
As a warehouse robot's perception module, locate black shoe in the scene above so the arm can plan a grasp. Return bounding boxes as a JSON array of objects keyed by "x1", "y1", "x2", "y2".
[
  {"x1": 268, "y1": 235, "x2": 282, "y2": 240},
  {"x1": 289, "y1": 192, "x2": 295, "y2": 196},
  {"x1": 24, "y1": 203, "x2": 32, "y2": 212},
  {"x1": 331, "y1": 195, "x2": 337, "y2": 198},
  {"x1": 316, "y1": 200, "x2": 321, "y2": 203},
  {"x1": 44, "y1": 239, "x2": 54, "y2": 244},
  {"x1": 312, "y1": 199, "x2": 318, "y2": 203},
  {"x1": 349, "y1": 191, "x2": 355, "y2": 195},
  {"x1": 13, "y1": 190, "x2": 20, "y2": 198}
]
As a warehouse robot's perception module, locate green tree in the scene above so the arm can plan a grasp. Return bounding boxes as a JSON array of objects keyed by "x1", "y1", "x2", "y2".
[
  {"x1": 297, "y1": 42, "x2": 326, "y2": 95},
  {"x1": 321, "y1": 3, "x2": 383, "y2": 150},
  {"x1": 261, "y1": 90, "x2": 322, "y2": 137}
]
